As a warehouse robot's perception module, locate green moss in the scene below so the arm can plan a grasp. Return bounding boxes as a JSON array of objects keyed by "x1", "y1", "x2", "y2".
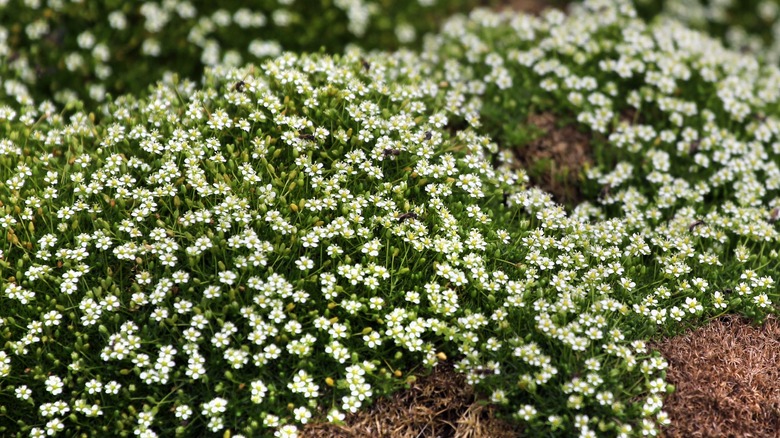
[
  {"x1": 1, "y1": 1, "x2": 780, "y2": 437},
  {"x1": 0, "y1": 0, "x2": 487, "y2": 102}
]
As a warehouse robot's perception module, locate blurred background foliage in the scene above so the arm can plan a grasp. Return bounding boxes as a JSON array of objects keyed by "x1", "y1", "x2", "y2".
[
  {"x1": 634, "y1": 0, "x2": 780, "y2": 63},
  {"x1": 3, "y1": 0, "x2": 780, "y2": 104},
  {"x1": 0, "y1": 0, "x2": 489, "y2": 103}
]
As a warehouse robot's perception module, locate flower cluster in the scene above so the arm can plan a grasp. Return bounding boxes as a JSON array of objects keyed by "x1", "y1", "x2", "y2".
[
  {"x1": 1, "y1": 1, "x2": 779, "y2": 437},
  {"x1": 635, "y1": 0, "x2": 780, "y2": 64},
  {"x1": 419, "y1": 0, "x2": 780, "y2": 434},
  {"x1": 0, "y1": 42, "x2": 526, "y2": 436},
  {"x1": 0, "y1": 0, "x2": 480, "y2": 103}
]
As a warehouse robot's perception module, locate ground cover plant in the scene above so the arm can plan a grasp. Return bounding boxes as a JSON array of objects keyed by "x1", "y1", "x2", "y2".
[
  {"x1": 1, "y1": 0, "x2": 780, "y2": 437},
  {"x1": 633, "y1": 0, "x2": 780, "y2": 63},
  {"x1": 0, "y1": 0, "x2": 485, "y2": 102}
]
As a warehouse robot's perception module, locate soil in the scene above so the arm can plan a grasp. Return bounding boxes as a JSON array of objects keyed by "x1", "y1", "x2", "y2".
[
  {"x1": 302, "y1": 362, "x2": 523, "y2": 438},
  {"x1": 511, "y1": 112, "x2": 592, "y2": 207},
  {"x1": 501, "y1": 0, "x2": 556, "y2": 15}
]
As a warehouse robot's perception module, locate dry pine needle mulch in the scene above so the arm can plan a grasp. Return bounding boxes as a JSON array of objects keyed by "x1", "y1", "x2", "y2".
[
  {"x1": 302, "y1": 362, "x2": 522, "y2": 438},
  {"x1": 303, "y1": 315, "x2": 780, "y2": 438},
  {"x1": 655, "y1": 314, "x2": 780, "y2": 438},
  {"x1": 510, "y1": 112, "x2": 592, "y2": 206}
]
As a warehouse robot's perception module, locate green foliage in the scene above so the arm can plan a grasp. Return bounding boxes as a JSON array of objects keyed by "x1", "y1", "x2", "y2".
[
  {"x1": 1, "y1": 1, "x2": 780, "y2": 437},
  {"x1": 0, "y1": 50, "x2": 529, "y2": 436},
  {"x1": 634, "y1": 0, "x2": 780, "y2": 63},
  {"x1": 0, "y1": 0, "x2": 484, "y2": 102}
]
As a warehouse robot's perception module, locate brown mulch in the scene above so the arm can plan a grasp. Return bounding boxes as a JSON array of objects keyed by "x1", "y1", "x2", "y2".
[
  {"x1": 302, "y1": 314, "x2": 780, "y2": 438},
  {"x1": 302, "y1": 362, "x2": 522, "y2": 438},
  {"x1": 501, "y1": 0, "x2": 557, "y2": 14},
  {"x1": 511, "y1": 112, "x2": 592, "y2": 206},
  {"x1": 654, "y1": 314, "x2": 780, "y2": 438}
]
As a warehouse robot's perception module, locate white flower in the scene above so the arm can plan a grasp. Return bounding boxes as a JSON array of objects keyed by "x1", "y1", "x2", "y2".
[
  {"x1": 218, "y1": 270, "x2": 237, "y2": 285},
  {"x1": 174, "y1": 405, "x2": 192, "y2": 420},
  {"x1": 274, "y1": 424, "x2": 299, "y2": 438},
  {"x1": 202, "y1": 397, "x2": 228, "y2": 417},
  {"x1": 44, "y1": 375, "x2": 64, "y2": 395},
  {"x1": 295, "y1": 256, "x2": 314, "y2": 271},
  {"x1": 517, "y1": 404, "x2": 537, "y2": 421},
  {"x1": 15, "y1": 385, "x2": 31, "y2": 400}
]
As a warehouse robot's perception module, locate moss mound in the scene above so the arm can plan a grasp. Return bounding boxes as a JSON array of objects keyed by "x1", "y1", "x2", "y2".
[
  {"x1": 1, "y1": 1, "x2": 779, "y2": 437},
  {"x1": 0, "y1": 0, "x2": 484, "y2": 102}
]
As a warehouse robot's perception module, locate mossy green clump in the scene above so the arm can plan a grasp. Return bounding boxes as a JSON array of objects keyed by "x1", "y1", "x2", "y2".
[
  {"x1": 425, "y1": 1, "x2": 780, "y2": 215},
  {"x1": 0, "y1": 49, "x2": 531, "y2": 436},
  {"x1": 1, "y1": 1, "x2": 779, "y2": 437},
  {"x1": 0, "y1": 0, "x2": 484, "y2": 103}
]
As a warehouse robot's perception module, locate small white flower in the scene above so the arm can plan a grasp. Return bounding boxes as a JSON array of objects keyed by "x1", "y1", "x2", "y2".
[
  {"x1": 44, "y1": 375, "x2": 64, "y2": 395},
  {"x1": 14, "y1": 385, "x2": 31, "y2": 400},
  {"x1": 295, "y1": 256, "x2": 314, "y2": 271},
  {"x1": 218, "y1": 270, "x2": 237, "y2": 285}
]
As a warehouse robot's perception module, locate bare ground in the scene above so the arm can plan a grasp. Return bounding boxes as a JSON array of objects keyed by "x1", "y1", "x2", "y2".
[
  {"x1": 302, "y1": 362, "x2": 523, "y2": 437},
  {"x1": 654, "y1": 314, "x2": 780, "y2": 438}
]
